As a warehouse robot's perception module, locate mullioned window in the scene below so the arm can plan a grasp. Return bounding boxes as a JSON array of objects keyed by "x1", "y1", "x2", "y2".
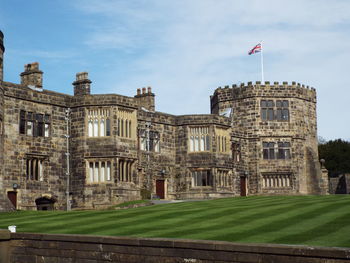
[
  {"x1": 19, "y1": 110, "x2": 50, "y2": 137},
  {"x1": 87, "y1": 108, "x2": 111, "y2": 137},
  {"x1": 87, "y1": 160, "x2": 112, "y2": 183},
  {"x1": 188, "y1": 127, "x2": 210, "y2": 152},
  {"x1": 261, "y1": 100, "x2": 289, "y2": 121}
]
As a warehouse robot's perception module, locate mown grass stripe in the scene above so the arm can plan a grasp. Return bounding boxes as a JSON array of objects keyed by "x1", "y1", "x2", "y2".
[{"x1": 1, "y1": 195, "x2": 349, "y2": 248}]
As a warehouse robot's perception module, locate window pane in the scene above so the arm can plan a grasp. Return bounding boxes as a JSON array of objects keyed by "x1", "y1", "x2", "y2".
[
  {"x1": 26, "y1": 121, "x2": 33, "y2": 136},
  {"x1": 283, "y1": 100, "x2": 289, "y2": 107},
  {"x1": 88, "y1": 120, "x2": 93, "y2": 137},
  {"x1": 94, "y1": 119, "x2": 98, "y2": 137},
  {"x1": 44, "y1": 114, "x2": 50, "y2": 123},
  {"x1": 94, "y1": 162, "x2": 99, "y2": 182},
  {"x1": 100, "y1": 119, "x2": 105, "y2": 137},
  {"x1": 268, "y1": 109, "x2": 274, "y2": 120},
  {"x1": 206, "y1": 135, "x2": 210, "y2": 151},
  {"x1": 89, "y1": 162, "x2": 94, "y2": 182},
  {"x1": 263, "y1": 149, "x2": 269, "y2": 159},
  {"x1": 278, "y1": 149, "x2": 284, "y2": 159},
  {"x1": 39, "y1": 160, "x2": 43, "y2": 181},
  {"x1": 20, "y1": 119, "x2": 26, "y2": 134},
  {"x1": 36, "y1": 114, "x2": 43, "y2": 122},
  {"x1": 267, "y1": 100, "x2": 274, "y2": 107},
  {"x1": 106, "y1": 162, "x2": 111, "y2": 181},
  {"x1": 100, "y1": 162, "x2": 105, "y2": 182},
  {"x1": 276, "y1": 100, "x2": 282, "y2": 107},
  {"x1": 260, "y1": 100, "x2": 267, "y2": 107},
  {"x1": 27, "y1": 112, "x2": 33, "y2": 120},
  {"x1": 37, "y1": 122, "x2": 44, "y2": 137},
  {"x1": 282, "y1": 109, "x2": 289, "y2": 120},
  {"x1": 285, "y1": 149, "x2": 291, "y2": 159},
  {"x1": 200, "y1": 136, "x2": 205, "y2": 151},
  {"x1": 106, "y1": 119, "x2": 111, "y2": 136},
  {"x1": 20, "y1": 110, "x2": 26, "y2": 119},
  {"x1": 44, "y1": 124, "x2": 50, "y2": 137},
  {"x1": 194, "y1": 136, "x2": 199, "y2": 151},
  {"x1": 276, "y1": 109, "x2": 282, "y2": 121},
  {"x1": 189, "y1": 136, "x2": 194, "y2": 152}
]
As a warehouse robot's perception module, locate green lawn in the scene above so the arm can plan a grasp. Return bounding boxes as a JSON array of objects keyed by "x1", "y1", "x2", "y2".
[{"x1": 1, "y1": 195, "x2": 350, "y2": 248}]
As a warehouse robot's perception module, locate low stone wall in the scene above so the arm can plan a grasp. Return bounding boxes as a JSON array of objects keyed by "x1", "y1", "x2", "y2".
[{"x1": 0, "y1": 230, "x2": 350, "y2": 263}]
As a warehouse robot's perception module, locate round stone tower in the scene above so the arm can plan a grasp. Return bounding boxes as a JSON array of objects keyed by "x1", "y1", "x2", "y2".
[{"x1": 211, "y1": 81, "x2": 327, "y2": 196}]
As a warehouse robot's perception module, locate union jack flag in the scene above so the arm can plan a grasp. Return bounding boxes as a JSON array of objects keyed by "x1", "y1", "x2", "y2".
[{"x1": 248, "y1": 43, "x2": 262, "y2": 55}]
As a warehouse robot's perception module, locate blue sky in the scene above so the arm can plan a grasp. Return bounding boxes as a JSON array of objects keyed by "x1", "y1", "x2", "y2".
[{"x1": 1, "y1": 0, "x2": 349, "y2": 141}]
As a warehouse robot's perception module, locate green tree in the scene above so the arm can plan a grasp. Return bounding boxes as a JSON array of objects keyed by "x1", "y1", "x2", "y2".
[{"x1": 318, "y1": 139, "x2": 350, "y2": 177}]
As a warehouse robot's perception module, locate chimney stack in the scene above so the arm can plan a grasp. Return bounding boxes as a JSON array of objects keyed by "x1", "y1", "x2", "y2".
[
  {"x1": 20, "y1": 62, "x2": 43, "y2": 88},
  {"x1": 134, "y1": 86, "x2": 155, "y2": 112},
  {"x1": 73, "y1": 72, "x2": 91, "y2": 96}
]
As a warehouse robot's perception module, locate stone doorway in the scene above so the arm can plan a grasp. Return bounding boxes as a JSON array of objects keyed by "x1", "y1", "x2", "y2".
[
  {"x1": 7, "y1": 191, "x2": 17, "y2": 208},
  {"x1": 240, "y1": 176, "x2": 247, "y2": 196},
  {"x1": 35, "y1": 197, "x2": 55, "y2": 210},
  {"x1": 156, "y1": 180, "x2": 165, "y2": 199}
]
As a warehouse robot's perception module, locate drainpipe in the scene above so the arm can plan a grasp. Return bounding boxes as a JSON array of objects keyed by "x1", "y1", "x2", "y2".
[
  {"x1": 65, "y1": 108, "x2": 71, "y2": 211},
  {"x1": 145, "y1": 121, "x2": 151, "y2": 195}
]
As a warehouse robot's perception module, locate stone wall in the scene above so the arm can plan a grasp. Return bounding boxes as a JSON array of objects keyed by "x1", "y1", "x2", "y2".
[
  {"x1": 211, "y1": 81, "x2": 326, "y2": 196},
  {"x1": 0, "y1": 231, "x2": 350, "y2": 263},
  {"x1": 329, "y1": 174, "x2": 350, "y2": 194},
  {"x1": 2, "y1": 82, "x2": 68, "y2": 210}
]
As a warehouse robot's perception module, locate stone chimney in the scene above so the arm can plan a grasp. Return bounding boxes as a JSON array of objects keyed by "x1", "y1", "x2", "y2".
[
  {"x1": 73, "y1": 72, "x2": 91, "y2": 96},
  {"x1": 20, "y1": 62, "x2": 43, "y2": 88},
  {"x1": 134, "y1": 86, "x2": 155, "y2": 111}
]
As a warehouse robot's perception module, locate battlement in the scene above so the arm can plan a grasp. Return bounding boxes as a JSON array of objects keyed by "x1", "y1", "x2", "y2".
[
  {"x1": 211, "y1": 81, "x2": 317, "y2": 115},
  {"x1": 214, "y1": 81, "x2": 315, "y2": 95}
]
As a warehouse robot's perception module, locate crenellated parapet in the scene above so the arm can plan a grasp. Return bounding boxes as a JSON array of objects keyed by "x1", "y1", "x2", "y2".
[{"x1": 211, "y1": 81, "x2": 316, "y2": 114}]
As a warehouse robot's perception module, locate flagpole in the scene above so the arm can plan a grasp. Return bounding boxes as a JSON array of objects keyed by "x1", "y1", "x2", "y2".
[{"x1": 260, "y1": 41, "x2": 264, "y2": 83}]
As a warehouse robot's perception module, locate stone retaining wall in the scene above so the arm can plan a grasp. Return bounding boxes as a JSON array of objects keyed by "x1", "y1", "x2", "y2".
[{"x1": 0, "y1": 230, "x2": 349, "y2": 263}]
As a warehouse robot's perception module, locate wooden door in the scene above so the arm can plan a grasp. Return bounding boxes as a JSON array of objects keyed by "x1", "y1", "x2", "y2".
[
  {"x1": 7, "y1": 191, "x2": 17, "y2": 208},
  {"x1": 156, "y1": 180, "x2": 165, "y2": 199},
  {"x1": 240, "y1": 177, "x2": 247, "y2": 196}
]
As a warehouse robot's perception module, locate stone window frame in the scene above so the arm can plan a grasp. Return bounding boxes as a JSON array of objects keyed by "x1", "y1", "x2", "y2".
[
  {"x1": 139, "y1": 129, "x2": 160, "y2": 153},
  {"x1": 216, "y1": 169, "x2": 231, "y2": 188},
  {"x1": 215, "y1": 127, "x2": 230, "y2": 154},
  {"x1": 261, "y1": 173, "x2": 292, "y2": 188},
  {"x1": 262, "y1": 141, "x2": 292, "y2": 160},
  {"x1": 188, "y1": 126, "x2": 211, "y2": 153},
  {"x1": 116, "y1": 108, "x2": 136, "y2": 139},
  {"x1": 277, "y1": 142, "x2": 291, "y2": 159},
  {"x1": 19, "y1": 110, "x2": 51, "y2": 137},
  {"x1": 262, "y1": 139, "x2": 292, "y2": 160},
  {"x1": 191, "y1": 168, "x2": 213, "y2": 188},
  {"x1": 232, "y1": 141, "x2": 241, "y2": 163},
  {"x1": 118, "y1": 159, "x2": 135, "y2": 183},
  {"x1": 263, "y1": 142, "x2": 275, "y2": 159},
  {"x1": 86, "y1": 107, "x2": 111, "y2": 138},
  {"x1": 260, "y1": 99, "x2": 290, "y2": 122},
  {"x1": 25, "y1": 155, "x2": 46, "y2": 182},
  {"x1": 86, "y1": 159, "x2": 112, "y2": 184}
]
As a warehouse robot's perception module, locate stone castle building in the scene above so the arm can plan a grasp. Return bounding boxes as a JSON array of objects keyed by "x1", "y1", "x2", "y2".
[{"x1": 0, "y1": 31, "x2": 328, "y2": 211}]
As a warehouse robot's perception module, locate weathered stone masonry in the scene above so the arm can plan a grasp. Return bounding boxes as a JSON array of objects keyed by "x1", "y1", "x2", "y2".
[{"x1": 0, "y1": 31, "x2": 328, "y2": 211}]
